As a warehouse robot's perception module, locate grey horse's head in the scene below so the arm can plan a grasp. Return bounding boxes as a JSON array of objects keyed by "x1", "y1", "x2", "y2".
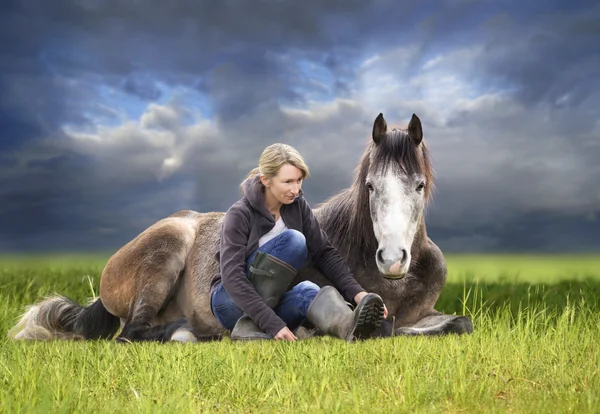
[{"x1": 366, "y1": 113, "x2": 433, "y2": 279}]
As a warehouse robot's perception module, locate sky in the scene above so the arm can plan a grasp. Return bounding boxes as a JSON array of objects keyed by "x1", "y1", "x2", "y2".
[{"x1": 1, "y1": 0, "x2": 599, "y2": 253}]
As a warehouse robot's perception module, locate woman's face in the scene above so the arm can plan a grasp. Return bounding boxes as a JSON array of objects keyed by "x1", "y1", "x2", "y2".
[{"x1": 262, "y1": 163, "x2": 304, "y2": 205}]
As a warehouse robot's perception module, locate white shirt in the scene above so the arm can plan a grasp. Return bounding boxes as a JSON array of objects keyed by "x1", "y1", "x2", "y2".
[{"x1": 258, "y1": 216, "x2": 288, "y2": 247}]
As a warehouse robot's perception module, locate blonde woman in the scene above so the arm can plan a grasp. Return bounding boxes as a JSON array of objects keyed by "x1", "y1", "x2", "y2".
[{"x1": 209, "y1": 143, "x2": 388, "y2": 341}]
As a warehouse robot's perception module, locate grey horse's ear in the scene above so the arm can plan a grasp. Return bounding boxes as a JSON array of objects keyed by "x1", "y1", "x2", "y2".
[
  {"x1": 372, "y1": 113, "x2": 387, "y2": 145},
  {"x1": 407, "y1": 113, "x2": 423, "y2": 145}
]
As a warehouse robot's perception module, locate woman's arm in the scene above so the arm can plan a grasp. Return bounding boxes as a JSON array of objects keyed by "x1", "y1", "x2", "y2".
[{"x1": 219, "y1": 205, "x2": 287, "y2": 336}]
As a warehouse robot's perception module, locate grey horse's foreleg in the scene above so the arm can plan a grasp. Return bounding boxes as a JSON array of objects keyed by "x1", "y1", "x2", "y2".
[
  {"x1": 388, "y1": 239, "x2": 473, "y2": 337},
  {"x1": 371, "y1": 313, "x2": 473, "y2": 337},
  {"x1": 394, "y1": 312, "x2": 473, "y2": 336}
]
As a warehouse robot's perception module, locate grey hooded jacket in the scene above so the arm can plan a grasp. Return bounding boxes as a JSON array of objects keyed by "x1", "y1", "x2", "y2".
[{"x1": 210, "y1": 174, "x2": 365, "y2": 336}]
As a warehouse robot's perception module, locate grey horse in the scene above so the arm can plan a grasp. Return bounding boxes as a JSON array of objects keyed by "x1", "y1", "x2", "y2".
[{"x1": 8, "y1": 112, "x2": 473, "y2": 342}]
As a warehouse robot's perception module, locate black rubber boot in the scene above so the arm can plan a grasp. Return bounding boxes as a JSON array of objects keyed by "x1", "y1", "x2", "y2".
[
  {"x1": 306, "y1": 286, "x2": 385, "y2": 342},
  {"x1": 230, "y1": 252, "x2": 297, "y2": 341}
]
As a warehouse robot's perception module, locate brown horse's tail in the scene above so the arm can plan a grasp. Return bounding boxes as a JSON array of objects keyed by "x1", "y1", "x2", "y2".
[{"x1": 8, "y1": 296, "x2": 120, "y2": 341}]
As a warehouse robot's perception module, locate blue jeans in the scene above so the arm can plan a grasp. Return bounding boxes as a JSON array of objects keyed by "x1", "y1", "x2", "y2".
[{"x1": 211, "y1": 229, "x2": 320, "y2": 332}]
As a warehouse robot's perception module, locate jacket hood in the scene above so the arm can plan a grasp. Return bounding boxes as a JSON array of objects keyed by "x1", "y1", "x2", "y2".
[{"x1": 241, "y1": 174, "x2": 304, "y2": 221}]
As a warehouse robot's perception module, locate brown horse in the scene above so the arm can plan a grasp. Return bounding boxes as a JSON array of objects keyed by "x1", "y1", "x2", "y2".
[{"x1": 8, "y1": 113, "x2": 473, "y2": 342}]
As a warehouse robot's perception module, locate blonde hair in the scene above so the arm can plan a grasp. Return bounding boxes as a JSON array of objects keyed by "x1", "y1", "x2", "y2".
[{"x1": 240, "y1": 143, "x2": 310, "y2": 192}]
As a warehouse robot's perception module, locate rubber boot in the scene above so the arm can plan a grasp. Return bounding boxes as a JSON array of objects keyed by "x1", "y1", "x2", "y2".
[
  {"x1": 230, "y1": 252, "x2": 297, "y2": 341},
  {"x1": 306, "y1": 286, "x2": 384, "y2": 342}
]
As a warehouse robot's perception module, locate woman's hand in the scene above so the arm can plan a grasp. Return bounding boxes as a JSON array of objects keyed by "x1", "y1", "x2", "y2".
[
  {"x1": 274, "y1": 326, "x2": 297, "y2": 341},
  {"x1": 354, "y1": 291, "x2": 389, "y2": 319}
]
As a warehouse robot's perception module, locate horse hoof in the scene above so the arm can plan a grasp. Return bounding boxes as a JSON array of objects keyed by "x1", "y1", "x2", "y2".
[
  {"x1": 446, "y1": 316, "x2": 474, "y2": 335},
  {"x1": 170, "y1": 329, "x2": 198, "y2": 343}
]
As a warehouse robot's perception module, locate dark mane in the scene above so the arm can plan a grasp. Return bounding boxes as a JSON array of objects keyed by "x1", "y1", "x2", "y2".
[
  {"x1": 371, "y1": 129, "x2": 434, "y2": 199},
  {"x1": 316, "y1": 128, "x2": 434, "y2": 268}
]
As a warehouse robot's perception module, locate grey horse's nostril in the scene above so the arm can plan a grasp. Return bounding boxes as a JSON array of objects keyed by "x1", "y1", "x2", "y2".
[
  {"x1": 377, "y1": 249, "x2": 384, "y2": 263},
  {"x1": 401, "y1": 249, "x2": 408, "y2": 264}
]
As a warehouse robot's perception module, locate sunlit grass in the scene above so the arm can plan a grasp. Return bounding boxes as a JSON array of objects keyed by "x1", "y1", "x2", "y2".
[{"x1": 1, "y1": 254, "x2": 599, "y2": 413}]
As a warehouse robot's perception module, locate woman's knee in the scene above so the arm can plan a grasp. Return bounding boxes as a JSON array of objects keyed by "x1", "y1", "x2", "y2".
[
  {"x1": 277, "y1": 229, "x2": 309, "y2": 269},
  {"x1": 280, "y1": 229, "x2": 306, "y2": 249},
  {"x1": 292, "y1": 280, "x2": 320, "y2": 299}
]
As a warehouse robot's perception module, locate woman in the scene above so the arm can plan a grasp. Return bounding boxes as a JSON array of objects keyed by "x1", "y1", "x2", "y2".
[{"x1": 209, "y1": 143, "x2": 388, "y2": 341}]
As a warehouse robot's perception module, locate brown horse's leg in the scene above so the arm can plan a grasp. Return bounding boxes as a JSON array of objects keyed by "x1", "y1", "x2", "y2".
[
  {"x1": 112, "y1": 255, "x2": 222, "y2": 343},
  {"x1": 387, "y1": 238, "x2": 473, "y2": 336},
  {"x1": 116, "y1": 272, "x2": 179, "y2": 342},
  {"x1": 112, "y1": 250, "x2": 188, "y2": 342},
  {"x1": 99, "y1": 217, "x2": 204, "y2": 343}
]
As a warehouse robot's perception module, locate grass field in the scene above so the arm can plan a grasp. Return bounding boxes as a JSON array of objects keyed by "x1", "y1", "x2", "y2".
[{"x1": 1, "y1": 254, "x2": 599, "y2": 413}]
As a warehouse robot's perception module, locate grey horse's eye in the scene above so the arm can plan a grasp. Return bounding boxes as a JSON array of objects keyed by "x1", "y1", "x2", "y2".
[
  {"x1": 416, "y1": 182, "x2": 426, "y2": 192},
  {"x1": 366, "y1": 182, "x2": 374, "y2": 192}
]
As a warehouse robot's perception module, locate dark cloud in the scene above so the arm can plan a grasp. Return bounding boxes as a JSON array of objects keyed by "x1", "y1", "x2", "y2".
[
  {"x1": 0, "y1": 107, "x2": 45, "y2": 151},
  {"x1": 429, "y1": 210, "x2": 600, "y2": 253},
  {"x1": 0, "y1": 152, "x2": 199, "y2": 252},
  {"x1": 476, "y1": 5, "x2": 600, "y2": 107},
  {"x1": 0, "y1": 156, "x2": 18, "y2": 168},
  {"x1": 122, "y1": 74, "x2": 162, "y2": 101}
]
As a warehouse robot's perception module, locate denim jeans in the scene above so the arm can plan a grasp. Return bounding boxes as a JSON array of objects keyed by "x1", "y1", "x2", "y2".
[{"x1": 211, "y1": 229, "x2": 320, "y2": 332}]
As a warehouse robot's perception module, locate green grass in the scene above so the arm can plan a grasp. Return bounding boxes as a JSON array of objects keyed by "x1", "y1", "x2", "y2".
[{"x1": 1, "y1": 254, "x2": 599, "y2": 413}]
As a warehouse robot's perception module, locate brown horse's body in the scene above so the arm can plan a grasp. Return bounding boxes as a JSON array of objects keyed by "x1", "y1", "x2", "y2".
[{"x1": 9, "y1": 113, "x2": 473, "y2": 342}]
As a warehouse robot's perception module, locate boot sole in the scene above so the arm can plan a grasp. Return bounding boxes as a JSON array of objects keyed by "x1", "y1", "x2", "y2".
[
  {"x1": 231, "y1": 333, "x2": 272, "y2": 341},
  {"x1": 230, "y1": 315, "x2": 273, "y2": 341},
  {"x1": 347, "y1": 294, "x2": 385, "y2": 341}
]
